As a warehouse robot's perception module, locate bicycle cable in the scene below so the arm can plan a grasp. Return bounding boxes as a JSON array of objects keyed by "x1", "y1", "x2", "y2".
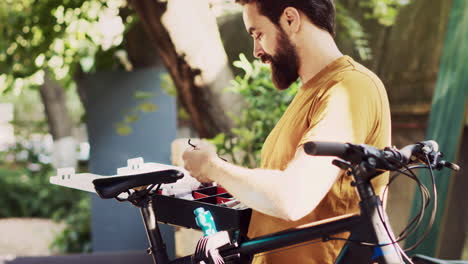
[
  {"x1": 380, "y1": 156, "x2": 432, "y2": 244},
  {"x1": 393, "y1": 165, "x2": 431, "y2": 243},
  {"x1": 403, "y1": 154, "x2": 438, "y2": 252},
  {"x1": 327, "y1": 159, "x2": 432, "y2": 251}
]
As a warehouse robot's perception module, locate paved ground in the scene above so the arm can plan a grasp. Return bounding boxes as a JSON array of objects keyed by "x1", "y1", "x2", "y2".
[{"x1": 0, "y1": 218, "x2": 64, "y2": 257}]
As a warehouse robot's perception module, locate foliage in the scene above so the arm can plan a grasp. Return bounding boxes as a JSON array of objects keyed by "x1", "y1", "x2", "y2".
[
  {"x1": 361, "y1": 0, "x2": 410, "y2": 26},
  {"x1": 336, "y1": 3, "x2": 372, "y2": 61},
  {"x1": 50, "y1": 196, "x2": 91, "y2": 253},
  {"x1": 336, "y1": 0, "x2": 411, "y2": 60},
  {"x1": 115, "y1": 72, "x2": 180, "y2": 136},
  {"x1": 0, "y1": 0, "x2": 134, "y2": 250},
  {"x1": 2, "y1": 82, "x2": 85, "y2": 141},
  {"x1": 114, "y1": 90, "x2": 159, "y2": 136},
  {"x1": 210, "y1": 54, "x2": 299, "y2": 168},
  {"x1": 160, "y1": 73, "x2": 178, "y2": 97},
  {"x1": 0, "y1": 0, "x2": 132, "y2": 95},
  {"x1": 0, "y1": 142, "x2": 91, "y2": 253}
]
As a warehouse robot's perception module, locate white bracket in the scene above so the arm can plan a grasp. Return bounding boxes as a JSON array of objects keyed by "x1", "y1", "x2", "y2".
[
  {"x1": 117, "y1": 157, "x2": 145, "y2": 175},
  {"x1": 49, "y1": 167, "x2": 100, "y2": 193}
]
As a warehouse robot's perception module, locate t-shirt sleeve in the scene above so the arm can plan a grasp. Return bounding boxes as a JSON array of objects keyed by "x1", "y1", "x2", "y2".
[{"x1": 297, "y1": 74, "x2": 379, "y2": 148}]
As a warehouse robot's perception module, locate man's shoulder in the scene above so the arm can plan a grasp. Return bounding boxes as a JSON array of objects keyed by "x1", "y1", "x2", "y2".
[
  {"x1": 325, "y1": 60, "x2": 388, "y2": 105},
  {"x1": 333, "y1": 59, "x2": 384, "y2": 89}
]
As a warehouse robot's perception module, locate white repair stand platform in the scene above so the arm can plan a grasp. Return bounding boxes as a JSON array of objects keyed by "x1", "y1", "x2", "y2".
[{"x1": 50, "y1": 157, "x2": 190, "y2": 194}]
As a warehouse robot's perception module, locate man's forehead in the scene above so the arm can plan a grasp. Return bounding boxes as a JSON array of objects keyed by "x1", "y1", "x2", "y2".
[
  {"x1": 242, "y1": 4, "x2": 255, "y2": 33},
  {"x1": 242, "y1": 3, "x2": 267, "y2": 34}
]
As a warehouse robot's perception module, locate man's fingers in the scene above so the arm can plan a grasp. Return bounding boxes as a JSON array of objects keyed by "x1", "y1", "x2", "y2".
[{"x1": 182, "y1": 148, "x2": 193, "y2": 161}]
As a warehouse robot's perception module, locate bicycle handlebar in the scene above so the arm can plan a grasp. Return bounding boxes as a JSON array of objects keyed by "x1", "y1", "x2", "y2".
[
  {"x1": 303, "y1": 141, "x2": 350, "y2": 159},
  {"x1": 304, "y1": 140, "x2": 459, "y2": 172}
]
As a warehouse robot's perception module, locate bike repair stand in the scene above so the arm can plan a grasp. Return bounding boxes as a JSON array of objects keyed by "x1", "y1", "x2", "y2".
[{"x1": 124, "y1": 190, "x2": 170, "y2": 264}]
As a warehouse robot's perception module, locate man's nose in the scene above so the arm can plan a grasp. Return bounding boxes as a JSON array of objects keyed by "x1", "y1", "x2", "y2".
[{"x1": 253, "y1": 40, "x2": 264, "y2": 58}]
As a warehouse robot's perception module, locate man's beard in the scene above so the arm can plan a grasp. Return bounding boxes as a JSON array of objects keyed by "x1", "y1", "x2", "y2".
[{"x1": 260, "y1": 29, "x2": 300, "y2": 90}]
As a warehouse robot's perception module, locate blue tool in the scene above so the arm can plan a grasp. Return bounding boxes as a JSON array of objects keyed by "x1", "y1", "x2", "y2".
[{"x1": 194, "y1": 207, "x2": 217, "y2": 236}]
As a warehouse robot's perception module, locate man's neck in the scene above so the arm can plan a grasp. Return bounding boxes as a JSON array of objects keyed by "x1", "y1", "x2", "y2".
[{"x1": 296, "y1": 29, "x2": 343, "y2": 85}]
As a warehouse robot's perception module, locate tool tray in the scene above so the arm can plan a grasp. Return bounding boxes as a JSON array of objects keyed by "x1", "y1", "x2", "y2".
[{"x1": 152, "y1": 186, "x2": 252, "y2": 235}]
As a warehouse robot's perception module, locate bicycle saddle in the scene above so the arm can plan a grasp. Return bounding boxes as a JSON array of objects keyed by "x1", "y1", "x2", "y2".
[
  {"x1": 412, "y1": 254, "x2": 468, "y2": 264},
  {"x1": 93, "y1": 169, "x2": 184, "y2": 199}
]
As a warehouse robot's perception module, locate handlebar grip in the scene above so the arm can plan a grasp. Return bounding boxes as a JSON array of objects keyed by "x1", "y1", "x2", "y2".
[{"x1": 303, "y1": 141, "x2": 349, "y2": 159}]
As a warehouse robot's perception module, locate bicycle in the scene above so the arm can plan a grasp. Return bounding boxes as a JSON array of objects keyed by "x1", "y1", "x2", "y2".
[{"x1": 90, "y1": 140, "x2": 464, "y2": 264}]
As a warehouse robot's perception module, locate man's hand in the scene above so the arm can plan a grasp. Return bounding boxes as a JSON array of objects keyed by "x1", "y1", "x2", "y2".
[{"x1": 182, "y1": 140, "x2": 217, "y2": 183}]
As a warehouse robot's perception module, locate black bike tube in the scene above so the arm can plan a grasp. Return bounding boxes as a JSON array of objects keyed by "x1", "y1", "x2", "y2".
[
  {"x1": 140, "y1": 200, "x2": 170, "y2": 264},
  {"x1": 220, "y1": 215, "x2": 361, "y2": 257}
]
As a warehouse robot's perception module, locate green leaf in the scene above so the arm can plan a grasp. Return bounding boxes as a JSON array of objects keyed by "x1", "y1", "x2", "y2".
[
  {"x1": 124, "y1": 114, "x2": 139, "y2": 123},
  {"x1": 134, "y1": 91, "x2": 154, "y2": 100},
  {"x1": 213, "y1": 54, "x2": 300, "y2": 167},
  {"x1": 138, "y1": 102, "x2": 158, "y2": 113},
  {"x1": 160, "y1": 73, "x2": 177, "y2": 97},
  {"x1": 178, "y1": 108, "x2": 190, "y2": 121},
  {"x1": 208, "y1": 133, "x2": 226, "y2": 146},
  {"x1": 115, "y1": 123, "x2": 132, "y2": 136}
]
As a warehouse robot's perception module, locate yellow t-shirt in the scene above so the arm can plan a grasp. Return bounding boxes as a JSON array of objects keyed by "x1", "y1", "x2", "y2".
[{"x1": 247, "y1": 55, "x2": 391, "y2": 264}]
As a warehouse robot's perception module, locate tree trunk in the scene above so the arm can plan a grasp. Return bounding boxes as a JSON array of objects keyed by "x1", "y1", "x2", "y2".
[
  {"x1": 128, "y1": 0, "x2": 239, "y2": 138},
  {"x1": 39, "y1": 71, "x2": 73, "y2": 140},
  {"x1": 39, "y1": 71, "x2": 77, "y2": 168},
  {"x1": 372, "y1": 0, "x2": 453, "y2": 112},
  {"x1": 74, "y1": 65, "x2": 88, "y2": 111}
]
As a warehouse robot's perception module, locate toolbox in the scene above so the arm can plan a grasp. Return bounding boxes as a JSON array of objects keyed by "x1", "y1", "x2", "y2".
[{"x1": 152, "y1": 185, "x2": 252, "y2": 235}]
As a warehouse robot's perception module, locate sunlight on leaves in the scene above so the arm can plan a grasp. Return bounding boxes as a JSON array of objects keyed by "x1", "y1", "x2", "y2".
[
  {"x1": 134, "y1": 91, "x2": 155, "y2": 100},
  {"x1": 115, "y1": 123, "x2": 132, "y2": 136},
  {"x1": 138, "y1": 103, "x2": 158, "y2": 113},
  {"x1": 160, "y1": 73, "x2": 177, "y2": 97},
  {"x1": 124, "y1": 114, "x2": 139, "y2": 123}
]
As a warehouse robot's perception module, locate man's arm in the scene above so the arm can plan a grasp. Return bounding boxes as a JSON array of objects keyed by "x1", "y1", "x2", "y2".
[
  {"x1": 183, "y1": 82, "x2": 368, "y2": 221},
  {"x1": 205, "y1": 148, "x2": 341, "y2": 221}
]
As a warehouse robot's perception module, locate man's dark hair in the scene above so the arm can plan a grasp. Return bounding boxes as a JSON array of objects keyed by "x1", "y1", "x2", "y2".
[{"x1": 236, "y1": 0, "x2": 335, "y2": 36}]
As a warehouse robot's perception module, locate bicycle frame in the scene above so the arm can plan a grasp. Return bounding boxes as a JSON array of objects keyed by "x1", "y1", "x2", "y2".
[{"x1": 135, "y1": 159, "x2": 404, "y2": 264}]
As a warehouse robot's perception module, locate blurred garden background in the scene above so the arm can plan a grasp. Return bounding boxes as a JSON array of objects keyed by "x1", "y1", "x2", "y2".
[{"x1": 0, "y1": 0, "x2": 467, "y2": 262}]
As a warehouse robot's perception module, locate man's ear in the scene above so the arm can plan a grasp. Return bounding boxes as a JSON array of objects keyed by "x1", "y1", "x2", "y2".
[{"x1": 280, "y1": 7, "x2": 301, "y2": 35}]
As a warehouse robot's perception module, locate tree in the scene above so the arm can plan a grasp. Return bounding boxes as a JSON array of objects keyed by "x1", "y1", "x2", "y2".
[
  {"x1": 128, "y1": 0, "x2": 240, "y2": 138},
  {"x1": 0, "y1": 0, "x2": 82, "y2": 144},
  {"x1": 0, "y1": 0, "x2": 130, "y2": 166}
]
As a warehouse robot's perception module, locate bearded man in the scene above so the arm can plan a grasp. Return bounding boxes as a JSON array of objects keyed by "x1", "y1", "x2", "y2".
[{"x1": 183, "y1": 0, "x2": 391, "y2": 263}]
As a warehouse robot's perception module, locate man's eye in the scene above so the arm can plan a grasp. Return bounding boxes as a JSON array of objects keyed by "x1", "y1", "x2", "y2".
[{"x1": 255, "y1": 33, "x2": 262, "y2": 40}]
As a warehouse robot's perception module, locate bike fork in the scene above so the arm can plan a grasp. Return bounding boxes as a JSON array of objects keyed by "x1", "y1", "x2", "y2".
[{"x1": 335, "y1": 197, "x2": 404, "y2": 264}]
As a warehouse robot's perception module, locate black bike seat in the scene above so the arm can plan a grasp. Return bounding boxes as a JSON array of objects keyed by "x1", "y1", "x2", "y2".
[
  {"x1": 93, "y1": 169, "x2": 184, "y2": 199},
  {"x1": 412, "y1": 254, "x2": 468, "y2": 264}
]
